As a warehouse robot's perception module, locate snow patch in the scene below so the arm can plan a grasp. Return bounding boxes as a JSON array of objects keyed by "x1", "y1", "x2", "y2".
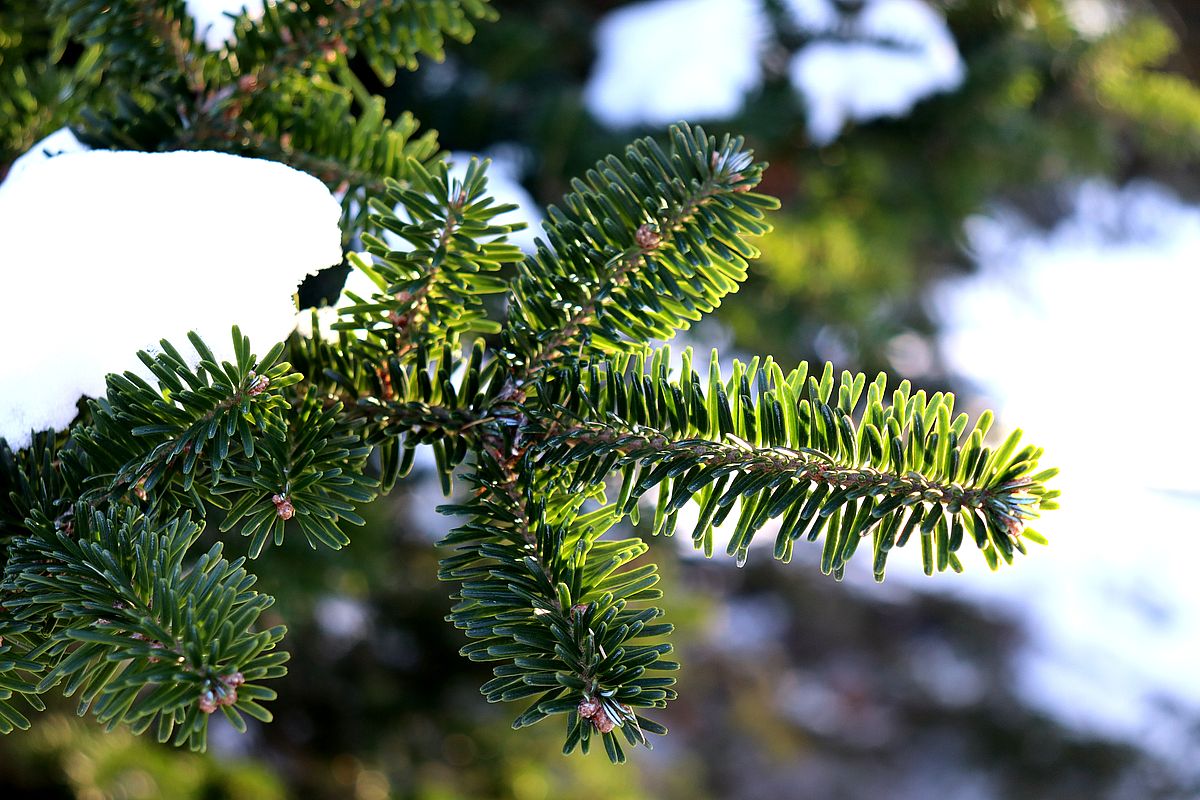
[
  {"x1": 184, "y1": 0, "x2": 264, "y2": 51},
  {"x1": 1065, "y1": 0, "x2": 1124, "y2": 39},
  {"x1": 0, "y1": 149, "x2": 343, "y2": 450},
  {"x1": 915, "y1": 179, "x2": 1200, "y2": 754},
  {"x1": 5, "y1": 128, "x2": 90, "y2": 183},
  {"x1": 789, "y1": 0, "x2": 965, "y2": 144},
  {"x1": 584, "y1": 0, "x2": 770, "y2": 128},
  {"x1": 584, "y1": 0, "x2": 962, "y2": 143},
  {"x1": 783, "y1": 0, "x2": 840, "y2": 32}
]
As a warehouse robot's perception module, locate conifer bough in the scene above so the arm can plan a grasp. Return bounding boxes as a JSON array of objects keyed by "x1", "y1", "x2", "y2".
[
  {"x1": 0, "y1": 122, "x2": 1058, "y2": 762},
  {"x1": 0, "y1": 1, "x2": 1058, "y2": 765}
]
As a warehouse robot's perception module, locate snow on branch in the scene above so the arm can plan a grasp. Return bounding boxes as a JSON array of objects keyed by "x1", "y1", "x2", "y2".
[{"x1": 0, "y1": 149, "x2": 343, "y2": 449}]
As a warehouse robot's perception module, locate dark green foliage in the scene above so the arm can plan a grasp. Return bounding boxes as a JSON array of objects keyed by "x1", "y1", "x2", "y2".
[
  {"x1": 2, "y1": 507, "x2": 285, "y2": 749},
  {"x1": 342, "y1": 155, "x2": 526, "y2": 348},
  {"x1": 438, "y1": 464, "x2": 677, "y2": 762}
]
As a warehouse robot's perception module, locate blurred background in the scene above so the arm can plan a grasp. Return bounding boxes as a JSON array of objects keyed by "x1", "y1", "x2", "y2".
[{"x1": 3, "y1": 0, "x2": 1200, "y2": 797}]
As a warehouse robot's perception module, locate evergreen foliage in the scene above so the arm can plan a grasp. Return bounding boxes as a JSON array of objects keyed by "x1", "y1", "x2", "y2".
[{"x1": 0, "y1": 1, "x2": 1060, "y2": 764}]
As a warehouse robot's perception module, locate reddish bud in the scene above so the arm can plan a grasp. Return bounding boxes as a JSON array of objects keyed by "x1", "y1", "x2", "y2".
[
  {"x1": 247, "y1": 372, "x2": 270, "y2": 396},
  {"x1": 635, "y1": 224, "x2": 661, "y2": 251},
  {"x1": 578, "y1": 697, "x2": 601, "y2": 719},
  {"x1": 591, "y1": 705, "x2": 616, "y2": 734},
  {"x1": 272, "y1": 493, "x2": 295, "y2": 520}
]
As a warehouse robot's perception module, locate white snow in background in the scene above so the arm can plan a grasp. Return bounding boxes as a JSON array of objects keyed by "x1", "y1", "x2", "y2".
[
  {"x1": 784, "y1": 0, "x2": 840, "y2": 32},
  {"x1": 894, "y1": 179, "x2": 1200, "y2": 758},
  {"x1": 790, "y1": 0, "x2": 964, "y2": 144},
  {"x1": 585, "y1": 0, "x2": 962, "y2": 142},
  {"x1": 585, "y1": 0, "x2": 770, "y2": 128},
  {"x1": 1065, "y1": 0, "x2": 1125, "y2": 39},
  {"x1": 185, "y1": 0, "x2": 264, "y2": 50},
  {"x1": 0, "y1": 149, "x2": 343, "y2": 450},
  {"x1": 5, "y1": 128, "x2": 90, "y2": 182},
  {"x1": 314, "y1": 594, "x2": 371, "y2": 641}
]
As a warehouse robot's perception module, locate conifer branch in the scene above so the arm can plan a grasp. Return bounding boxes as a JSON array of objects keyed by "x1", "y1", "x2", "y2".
[
  {"x1": 529, "y1": 347, "x2": 1057, "y2": 579},
  {"x1": 503, "y1": 125, "x2": 778, "y2": 379}
]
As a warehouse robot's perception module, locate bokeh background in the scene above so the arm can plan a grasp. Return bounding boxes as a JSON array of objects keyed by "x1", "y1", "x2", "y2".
[{"x1": 2, "y1": 0, "x2": 1200, "y2": 797}]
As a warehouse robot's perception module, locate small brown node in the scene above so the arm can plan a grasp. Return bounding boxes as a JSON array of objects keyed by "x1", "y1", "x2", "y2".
[
  {"x1": 247, "y1": 371, "x2": 270, "y2": 396},
  {"x1": 198, "y1": 690, "x2": 218, "y2": 715},
  {"x1": 591, "y1": 705, "x2": 616, "y2": 734},
  {"x1": 577, "y1": 697, "x2": 601, "y2": 720},
  {"x1": 271, "y1": 493, "x2": 295, "y2": 520},
  {"x1": 635, "y1": 224, "x2": 661, "y2": 251}
]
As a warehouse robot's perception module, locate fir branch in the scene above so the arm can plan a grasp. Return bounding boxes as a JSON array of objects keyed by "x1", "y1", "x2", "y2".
[
  {"x1": 339, "y1": 157, "x2": 524, "y2": 357},
  {"x1": 503, "y1": 124, "x2": 778, "y2": 380},
  {"x1": 529, "y1": 348, "x2": 1058, "y2": 579},
  {"x1": 439, "y1": 462, "x2": 675, "y2": 762},
  {"x1": 2, "y1": 507, "x2": 285, "y2": 749}
]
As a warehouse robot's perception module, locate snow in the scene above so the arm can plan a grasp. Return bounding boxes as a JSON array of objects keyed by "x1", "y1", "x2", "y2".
[
  {"x1": 184, "y1": 0, "x2": 264, "y2": 51},
  {"x1": 1065, "y1": 0, "x2": 1125, "y2": 39},
  {"x1": 789, "y1": 0, "x2": 965, "y2": 144},
  {"x1": 783, "y1": 0, "x2": 840, "y2": 32},
  {"x1": 0, "y1": 149, "x2": 343, "y2": 450},
  {"x1": 5, "y1": 128, "x2": 90, "y2": 182},
  {"x1": 584, "y1": 0, "x2": 962, "y2": 142},
  {"x1": 584, "y1": 0, "x2": 770, "y2": 128},
  {"x1": 904, "y1": 179, "x2": 1200, "y2": 758}
]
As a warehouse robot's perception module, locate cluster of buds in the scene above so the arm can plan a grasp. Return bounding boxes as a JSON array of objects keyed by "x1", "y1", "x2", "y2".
[
  {"x1": 246, "y1": 371, "x2": 270, "y2": 396},
  {"x1": 635, "y1": 223, "x2": 661, "y2": 251},
  {"x1": 198, "y1": 671, "x2": 245, "y2": 715},
  {"x1": 272, "y1": 493, "x2": 295, "y2": 520},
  {"x1": 577, "y1": 696, "x2": 618, "y2": 734}
]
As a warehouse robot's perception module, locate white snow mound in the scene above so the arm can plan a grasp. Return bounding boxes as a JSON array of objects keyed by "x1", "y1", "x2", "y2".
[
  {"x1": 0, "y1": 149, "x2": 343, "y2": 450},
  {"x1": 5, "y1": 128, "x2": 91, "y2": 183},
  {"x1": 585, "y1": 0, "x2": 770, "y2": 128},
  {"x1": 790, "y1": 0, "x2": 965, "y2": 144}
]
